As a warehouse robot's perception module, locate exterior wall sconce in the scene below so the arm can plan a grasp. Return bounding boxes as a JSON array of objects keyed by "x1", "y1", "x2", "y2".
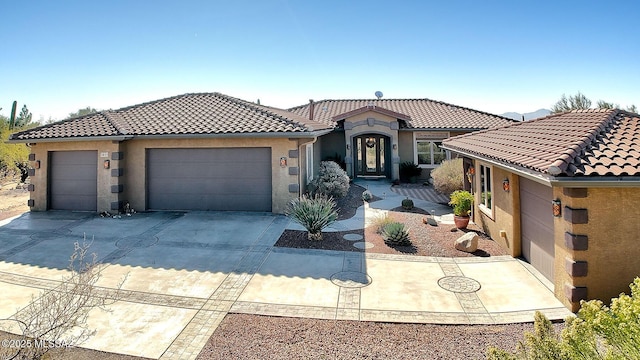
[
  {"x1": 502, "y1": 178, "x2": 510, "y2": 192},
  {"x1": 34, "y1": 160, "x2": 40, "y2": 169},
  {"x1": 103, "y1": 160, "x2": 110, "y2": 169},
  {"x1": 466, "y1": 166, "x2": 475, "y2": 184},
  {"x1": 552, "y1": 199, "x2": 562, "y2": 217},
  {"x1": 346, "y1": 144, "x2": 350, "y2": 150},
  {"x1": 280, "y1": 157, "x2": 287, "y2": 167},
  {"x1": 392, "y1": 144, "x2": 397, "y2": 150}
]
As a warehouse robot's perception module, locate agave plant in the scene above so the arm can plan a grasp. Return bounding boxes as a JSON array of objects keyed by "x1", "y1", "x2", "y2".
[
  {"x1": 285, "y1": 194, "x2": 338, "y2": 241},
  {"x1": 381, "y1": 222, "x2": 411, "y2": 246}
]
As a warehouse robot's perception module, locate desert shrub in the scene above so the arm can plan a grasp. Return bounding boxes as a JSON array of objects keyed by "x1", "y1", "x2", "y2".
[
  {"x1": 381, "y1": 221, "x2": 411, "y2": 246},
  {"x1": 399, "y1": 162, "x2": 422, "y2": 182},
  {"x1": 0, "y1": 238, "x2": 125, "y2": 360},
  {"x1": 362, "y1": 189, "x2": 373, "y2": 202},
  {"x1": 487, "y1": 278, "x2": 640, "y2": 360},
  {"x1": 430, "y1": 158, "x2": 463, "y2": 194},
  {"x1": 309, "y1": 161, "x2": 350, "y2": 198},
  {"x1": 371, "y1": 213, "x2": 395, "y2": 234},
  {"x1": 285, "y1": 194, "x2": 338, "y2": 241},
  {"x1": 323, "y1": 153, "x2": 346, "y2": 170}
]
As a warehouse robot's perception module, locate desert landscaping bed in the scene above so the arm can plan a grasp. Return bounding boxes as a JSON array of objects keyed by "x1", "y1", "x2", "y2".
[
  {"x1": 197, "y1": 314, "x2": 564, "y2": 360},
  {"x1": 0, "y1": 183, "x2": 542, "y2": 360}
]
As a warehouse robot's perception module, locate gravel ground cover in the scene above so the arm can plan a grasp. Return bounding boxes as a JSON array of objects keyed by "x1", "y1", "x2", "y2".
[{"x1": 197, "y1": 314, "x2": 565, "y2": 360}]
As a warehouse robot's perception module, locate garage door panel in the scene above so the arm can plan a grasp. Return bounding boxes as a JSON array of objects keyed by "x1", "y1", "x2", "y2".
[
  {"x1": 147, "y1": 148, "x2": 272, "y2": 211},
  {"x1": 49, "y1": 151, "x2": 97, "y2": 211},
  {"x1": 520, "y1": 178, "x2": 554, "y2": 281}
]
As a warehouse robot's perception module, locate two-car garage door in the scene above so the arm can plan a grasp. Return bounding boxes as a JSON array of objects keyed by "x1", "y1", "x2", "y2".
[
  {"x1": 520, "y1": 178, "x2": 555, "y2": 281},
  {"x1": 146, "y1": 148, "x2": 272, "y2": 211}
]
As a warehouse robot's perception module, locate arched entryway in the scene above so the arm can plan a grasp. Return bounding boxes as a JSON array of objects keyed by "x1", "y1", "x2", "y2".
[{"x1": 353, "y1": 134, "x2": 391, "y2": 177}]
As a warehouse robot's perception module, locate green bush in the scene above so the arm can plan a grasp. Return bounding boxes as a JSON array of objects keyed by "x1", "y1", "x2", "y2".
[
  {"x1": 449, "y1": 190, "x2": 473, "y2": 216},
  {"x1": 309, "y1": 161, "x2": 350, "y2": 198},
  {"x1": 487, "y1": 277, "x2": 640, "y2": 360},
  {"x1": 399, "y1": 161, "x2": 422, "y2": 182},
  {"x1": 430, "y1": 158, "x2": 463, "y2": 194},
  {"x1": 381, "y1": 221, "x2": 411, "y2": 246},
  {"x1": 285, "y1": 194, "x2": 338, "y2": 241}
]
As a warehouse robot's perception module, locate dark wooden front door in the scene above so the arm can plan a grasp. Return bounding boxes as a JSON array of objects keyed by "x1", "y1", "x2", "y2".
[{"x1": 355, "y1": 135, "x2": 386, "y2": 176}]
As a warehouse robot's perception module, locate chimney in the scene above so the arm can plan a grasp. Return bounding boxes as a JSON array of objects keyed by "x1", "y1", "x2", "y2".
[{"x1": 308, "y1": 99, "x2": 315, "y2": 120}]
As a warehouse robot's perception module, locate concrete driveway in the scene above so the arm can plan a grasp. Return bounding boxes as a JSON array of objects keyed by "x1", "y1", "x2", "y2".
[{"x1": 0, "y1": 210, "x2": 571, "y2": 360}]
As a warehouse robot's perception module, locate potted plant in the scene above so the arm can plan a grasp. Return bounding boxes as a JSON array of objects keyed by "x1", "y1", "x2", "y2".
[{"x1": 449, "y1": 190, "x2": 474, "y2": 229}]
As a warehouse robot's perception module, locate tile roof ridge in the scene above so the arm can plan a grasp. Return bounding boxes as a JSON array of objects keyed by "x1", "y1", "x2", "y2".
[
  {"x1": 547, "y1": 109, "x2": 618, "y2": 175},
  {"x1": 102, "y1": 110, "x2": 130, "y2": 135},
  {"x1": 288, "y1": 98, "x2": 516, "y2": 121},
  {"x1": 213, "y1": 92, "x2": 320, "y2": 131}
]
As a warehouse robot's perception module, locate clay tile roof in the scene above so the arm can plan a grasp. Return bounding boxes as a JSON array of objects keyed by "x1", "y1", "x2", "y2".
[
  {"x1": 289, "y1": 98, "x2": 515, "y2": 130},
  {"x1": 9, "y1": 93, "x2": 331, "y2": 141},
  {"x1": 443, "y1": 108, "x2": 640, "y2": 177}
]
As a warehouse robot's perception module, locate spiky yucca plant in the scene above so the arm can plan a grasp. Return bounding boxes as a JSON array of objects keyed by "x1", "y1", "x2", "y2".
[
  {"x1": 285, "y1": 194, "x2": 338, "y2": 241},
  {"x1": 381, "y1": 222, "x2": 411, "y2": 246}
]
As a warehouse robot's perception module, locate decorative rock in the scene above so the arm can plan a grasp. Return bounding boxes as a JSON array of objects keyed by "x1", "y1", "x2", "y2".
[{"x1": 455, "y1": 232, "x2": 479, "y2": 253}]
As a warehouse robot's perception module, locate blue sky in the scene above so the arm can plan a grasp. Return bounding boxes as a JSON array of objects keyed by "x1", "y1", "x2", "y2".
[{"x1": 1, "y1": 1, "x2": 638, "y2": 121}]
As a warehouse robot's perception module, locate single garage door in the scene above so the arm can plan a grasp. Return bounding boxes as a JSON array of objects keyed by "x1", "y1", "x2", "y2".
[
  {"x1": 49, "y1": 151, "x2": 97, "y2": 211},
  {"x1": 520, "y1": 178, "x2": 554, "y2": 281},
  {"x1": 147, "y1": 148, "x2": 272, "y2": 211}
]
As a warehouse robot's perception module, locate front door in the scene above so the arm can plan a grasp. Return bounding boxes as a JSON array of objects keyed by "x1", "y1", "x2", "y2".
[{"x1": 355, "y1": 135, "x2": 386, "y2": 176}]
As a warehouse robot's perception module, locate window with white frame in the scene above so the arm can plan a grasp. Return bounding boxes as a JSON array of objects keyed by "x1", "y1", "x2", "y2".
[
  {"x1": 306, "y1": 144, "x2": 314, "y2": 183},
  {"x1": 416, "y1": 140, "x2": 448, "y2": 167},
  {"x1": 479, "y1": 164, "x2": 492, "y2": 210}
]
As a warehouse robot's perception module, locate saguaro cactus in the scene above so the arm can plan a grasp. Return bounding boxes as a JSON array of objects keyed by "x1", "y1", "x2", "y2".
[{"x1": 9, "y1": 100, "x2": 17, "y2": 129}]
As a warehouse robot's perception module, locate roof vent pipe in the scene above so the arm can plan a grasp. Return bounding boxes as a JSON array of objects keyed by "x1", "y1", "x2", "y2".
[{"x1": 309, "y1": 99, "x2": 314, "y2": 121}]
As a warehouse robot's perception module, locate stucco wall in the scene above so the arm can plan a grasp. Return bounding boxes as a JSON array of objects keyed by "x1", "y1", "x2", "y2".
[
  {"x1": 318, "y1": 131, "x2": 345, "y2": 162},
  {"x1": 343, "y1": 111, "x2": 400, "y2": 179},
  {"x1": 398, "y1": 131, "x2": 414, "y2": 165},
  {"x1": 556, "y1": 186, "x2": 640, "y2": 311},
  {"x1": 472, "y1": 161, "x2": 521, "y2": 257},
  {"x1": 27, "y1": 141, "x2": 122, "y2": 212},
  {"x1": 28, "y1": 137, "x2": 301, "y2": 214}
]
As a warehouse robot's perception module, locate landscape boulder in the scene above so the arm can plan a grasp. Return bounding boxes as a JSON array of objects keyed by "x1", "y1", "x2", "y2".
[{"x1": 455, "y1": 232, "x2": 478, "y2": 253}]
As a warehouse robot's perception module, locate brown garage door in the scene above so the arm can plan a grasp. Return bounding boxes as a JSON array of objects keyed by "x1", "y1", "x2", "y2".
[
  {"x1": 49, "y1": 151, "x2": 97, "y2": 211},
  {"x1": 147, "y1": 148, "x2": 272, "y2": 211},
  {"x1": 520, "y1": 178, "x2": 554, "y2": 281}
]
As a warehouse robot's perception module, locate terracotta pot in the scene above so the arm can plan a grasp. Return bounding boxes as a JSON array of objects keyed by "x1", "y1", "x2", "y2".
[{"x1": 454, "y1": 215, "x2": 470, "y2": 229}]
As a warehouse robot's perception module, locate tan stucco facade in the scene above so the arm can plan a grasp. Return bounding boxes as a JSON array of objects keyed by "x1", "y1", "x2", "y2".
[
  {"x1": 27, "y1": 136, "x2": 304, "y2": 214},
  {"x1": 470, "y1": 161, "x2": 521, "y2": 257},
  {"x1": 28, "y1": 140, "x2": 123, "y2": 212},
  {"x1": 555, "y1": 186, "x2": 640, "y2": 311},
  {"x1": 466, "y1": 157, "x2": 640, "y2": 311},
  {"x1": 343, "y1": 111, "x2": 400, "y2": 179}
]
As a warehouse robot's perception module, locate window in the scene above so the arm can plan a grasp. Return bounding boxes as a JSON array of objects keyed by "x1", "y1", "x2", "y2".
[
  {"x1": 480, "y1": 164, "x2": 492, "y2": 210},
  {"x1": 306, "y1": 144, "x2": 314, "y2": 183},
  {"x1": 416, "y1": 140, "x2": 448, "y2": 167}
]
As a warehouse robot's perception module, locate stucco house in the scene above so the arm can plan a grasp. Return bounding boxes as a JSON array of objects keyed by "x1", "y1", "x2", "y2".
[
  {"x1": 8, "y1": 92, "x2": 513, "y2": 214},
  {"x1": 442, "y1": 108, "x2": 640, "y2": 311}
]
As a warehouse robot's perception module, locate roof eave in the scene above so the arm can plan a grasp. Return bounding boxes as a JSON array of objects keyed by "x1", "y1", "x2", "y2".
[
  {"x1": 549, "y1": 176, "x2": 640, "y2": 188},
  {"x1": 6, "y1": 135, "x2": 133, "y2": 144},
  {"x1": 125, "y1": 130, "x2": 333, "y2": 140},
  {"x1": 444, "y1": 145, "x2": 640, "y2": 188},
  {"x1": 442, "y1": 145, "x2": 553, "y2": 186}
]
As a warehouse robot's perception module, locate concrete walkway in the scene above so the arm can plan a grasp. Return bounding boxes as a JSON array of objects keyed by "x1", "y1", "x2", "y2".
[{"x1": 0, "y1": 180, "x2": 572, "y2": 360}]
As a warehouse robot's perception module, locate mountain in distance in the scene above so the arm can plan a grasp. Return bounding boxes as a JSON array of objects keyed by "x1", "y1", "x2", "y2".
[{"x1": 501, "y1": 109, "x2": 551, "y2": 121}]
